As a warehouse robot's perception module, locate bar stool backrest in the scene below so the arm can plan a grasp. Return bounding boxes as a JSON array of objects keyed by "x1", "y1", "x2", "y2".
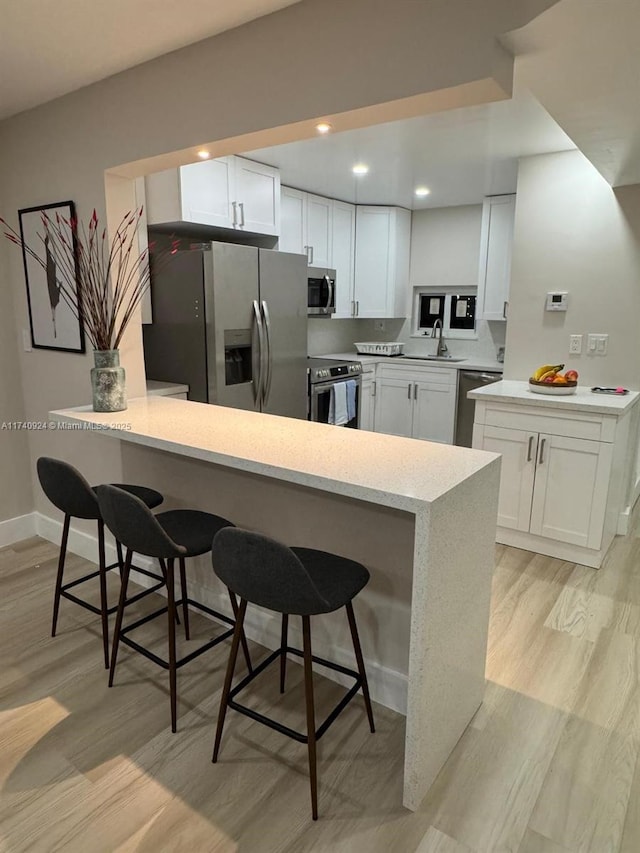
[
  {"x1": 37, "y1": 457, "x2": 100, "y2": 520},
  {"x1": 212, "y1": 528, "x2": 331, "y2": 616},
  {"x1": 95, "y1": 484, "x2": 187, "y2": 559}
]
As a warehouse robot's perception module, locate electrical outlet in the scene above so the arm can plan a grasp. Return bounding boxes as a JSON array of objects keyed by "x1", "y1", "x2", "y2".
[
  {"x1": 569, "y1": 334, "x2": 583, "y2": 355},
  {"x1": 22, "y1": 329, "x2": 32, "y2": 352},
  {"x1": 587, "y1": 333, "x2": 608, "y2": 355},
  {"x1": 374, "y1": 320, "x2": 385, "y2": 332}
]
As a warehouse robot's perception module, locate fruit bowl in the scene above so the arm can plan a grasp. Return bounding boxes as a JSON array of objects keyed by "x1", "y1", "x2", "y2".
[{"x1": 528, "y1": 378, "x2": 578, "y2": 396}]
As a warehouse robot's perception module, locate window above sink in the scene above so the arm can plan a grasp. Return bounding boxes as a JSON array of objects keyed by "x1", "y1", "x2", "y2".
[{"x1": 412, "y1": 287, "x2": 477, "y2": 340}]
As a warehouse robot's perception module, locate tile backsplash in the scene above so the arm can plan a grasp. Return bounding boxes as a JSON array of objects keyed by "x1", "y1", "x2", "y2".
[{"x1": 308, "y1": 317, "x2": 506, "y2": 362}]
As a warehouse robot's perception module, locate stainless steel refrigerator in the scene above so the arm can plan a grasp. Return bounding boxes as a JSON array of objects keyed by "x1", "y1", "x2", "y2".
[{"x1": 143, "y1": 242, "x2": 308, "y2": 419}]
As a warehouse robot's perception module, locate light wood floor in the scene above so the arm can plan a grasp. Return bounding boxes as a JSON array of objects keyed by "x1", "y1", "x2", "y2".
[{"x1": 1, "y1": 516, "x2": 640, "y2": 853}]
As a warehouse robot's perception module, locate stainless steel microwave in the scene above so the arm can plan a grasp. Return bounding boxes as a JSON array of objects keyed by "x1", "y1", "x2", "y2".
[{"x1": 307, "y1": 267, "x2": 336, "y2": 316}]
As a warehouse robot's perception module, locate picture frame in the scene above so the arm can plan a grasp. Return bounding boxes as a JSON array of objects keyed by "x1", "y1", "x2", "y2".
[{"x1": 18, "y1": 200, "x2": 85, "y2": 353}]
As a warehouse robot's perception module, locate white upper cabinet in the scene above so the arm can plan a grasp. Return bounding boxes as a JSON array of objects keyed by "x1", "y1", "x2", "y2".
[
  {"x1": 331, "y1": 200, "x2": 356, "y2": 319},
  {"x1": 477, "y1": 194, "x2": 516, "y2": 321},
  {"x1": 306, "y1": 194, "x2": 332, "y2": 268},
  {"x1": 234, "y1": 158, "x2": 280, "y2": 235},
  {"x1": 145, "y1": 156, "x2": 280, "y2": 236},
  {"x1": 354, "y1": 206, "x2": 411, "y2": 318},
  {"x1": 279, "y1": 187, "x2": 334, "y2": 267},
  {"x1": 280, "y1": 187, "x2": 307, "y2": 254}
]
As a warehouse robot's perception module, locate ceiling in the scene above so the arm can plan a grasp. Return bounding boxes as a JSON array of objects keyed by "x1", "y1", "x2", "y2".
[
  {"x1": 0, "y1": 0, "x2": 300, "y2": 122},
  {"x1": 243, "y1": 91, "x2": 575, "y2": 209}
]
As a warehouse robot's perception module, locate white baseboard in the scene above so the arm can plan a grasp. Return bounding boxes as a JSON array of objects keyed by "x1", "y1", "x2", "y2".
[
  {"x1": 0, "y1": 512, "x2": 36, "y2": 548},
  {"x1": 33, "y1": 512, "x2": 408, "y2": 715},
  {"x1": 619, "y1": 479, "x2": 640, "y2": 535}
]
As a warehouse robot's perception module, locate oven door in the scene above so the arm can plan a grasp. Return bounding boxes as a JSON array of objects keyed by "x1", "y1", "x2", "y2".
[
  {"x1": 307, "y1": 272, "x2": 335, "y2": 316},
  {"x1": 309, "y1": 377, "x2": 360, "y2": 427}
]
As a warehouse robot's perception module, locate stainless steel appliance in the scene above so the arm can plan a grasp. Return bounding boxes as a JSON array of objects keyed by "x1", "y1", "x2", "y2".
[
  {"x1": 308, "y1": 358, "x2": 362, "y2": 428},
  {"x1": 143, "y1": 242, "x2": 308, "y2": 419},
  {"x1": 307, "y1": 267, "x2": 336, "y2": 316},
  {"x1": 455, "y1": 369, "x2": 502, "y2": 447}
]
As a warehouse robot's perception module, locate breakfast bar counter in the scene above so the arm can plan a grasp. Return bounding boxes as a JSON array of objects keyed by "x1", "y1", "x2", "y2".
[{"x1": 51, "y1": 395, "x2": 500, "y2": 811}]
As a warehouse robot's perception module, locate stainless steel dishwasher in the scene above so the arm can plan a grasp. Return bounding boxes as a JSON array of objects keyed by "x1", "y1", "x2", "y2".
[{"x1": 455, "y1": 370, "x2": 502, "y2": 447}]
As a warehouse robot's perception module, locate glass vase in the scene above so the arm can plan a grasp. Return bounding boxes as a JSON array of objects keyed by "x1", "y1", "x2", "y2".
[{"x1": 91, "y1": 350, "x2": 127, "y2": 412}]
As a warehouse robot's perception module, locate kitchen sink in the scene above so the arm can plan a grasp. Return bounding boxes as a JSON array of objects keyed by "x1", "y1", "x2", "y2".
[{"x1": 399, "y1": 355, "x2": 467, "y2": 362}]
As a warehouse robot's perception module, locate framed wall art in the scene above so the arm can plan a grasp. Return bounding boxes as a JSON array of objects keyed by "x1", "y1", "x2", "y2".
[{"x1": 18, "y1": 200, "x2": 85, "y2": 353}]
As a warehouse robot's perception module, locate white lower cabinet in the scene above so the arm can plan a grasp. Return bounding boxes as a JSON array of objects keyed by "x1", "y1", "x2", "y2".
[
  {"x1": 358, "y1": 368, "x2": 376, "y2": 432},
  {"x1": 374, "y1": 365, "x2": 456, "y2": 443},
  {"x1": 472, "y1": 399, "x2": 630, "y2": 568},
  {"x1": 477, "y1": 425, "x2": 610, "y2": 549}
]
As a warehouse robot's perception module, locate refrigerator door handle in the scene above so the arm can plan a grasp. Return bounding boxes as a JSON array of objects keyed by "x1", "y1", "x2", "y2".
[
  {"x1": 251, "y1": 300, "x2": 265, "y2": 407},
  {"x1": 261, "y1": 299, "x2": 273, "y2": 406}
]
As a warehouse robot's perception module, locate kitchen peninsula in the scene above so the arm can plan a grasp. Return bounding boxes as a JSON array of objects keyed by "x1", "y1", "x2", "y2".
[{"x1": 51, "y1": 395, "x2": 500, "y2": 811}]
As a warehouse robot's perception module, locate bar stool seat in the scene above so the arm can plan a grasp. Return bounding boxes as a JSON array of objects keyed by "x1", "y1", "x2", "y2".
[
  {"x1": 210, "y1": 528, "x2": 375, "y2": 820},
  {"x1": 37, "y1": 457, "x2": 166, "y2": 670},
  {"x1": 156, "y1": 510, "x2": 227, "y2": 556},
  {"x1": 96, "y1": 485, "x2": 252, "y2": 732}
]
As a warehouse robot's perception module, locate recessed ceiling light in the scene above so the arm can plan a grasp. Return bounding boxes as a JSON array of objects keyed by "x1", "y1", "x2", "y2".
[
  {"x1": 197, "y1": 150, "x2": 211, "y2": 159},
  {"x1": 315, "y1": 122, "x2": 332, "y2": 135},
  {"x1": 352, "y1": 163, "x2": 369, "y2": 176},
  {"x1": 415, "y1": 186, "x2": 431, "y2": 197}
]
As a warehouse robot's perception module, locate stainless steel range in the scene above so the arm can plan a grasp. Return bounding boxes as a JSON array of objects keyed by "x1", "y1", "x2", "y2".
[{"x1": 307, "y1": 358, "x2": 363, "y2": 428}]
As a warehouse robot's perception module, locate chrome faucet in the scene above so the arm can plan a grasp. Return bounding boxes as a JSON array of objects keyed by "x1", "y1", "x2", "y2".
[{"x1": 431, "y1": 319, "x2": 448, "y2": 357}]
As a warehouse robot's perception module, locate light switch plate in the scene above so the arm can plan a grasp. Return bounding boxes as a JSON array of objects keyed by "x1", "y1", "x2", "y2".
[
  {"x1": 587, "y1": 333, "x2": 608, "y2": 355},
  {"x1": 22, "y1": 329, "x2": 32, "y2": 352}
]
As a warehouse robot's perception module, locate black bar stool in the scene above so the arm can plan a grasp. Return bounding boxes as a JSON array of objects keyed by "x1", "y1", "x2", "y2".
[
  {"x1": 37, "y1": 457, "x2": 165, "y2": 669},
  {"x1": 210, "y1": 528, "x2": 375, "y2": 820},
  {"x1": 96, "y1": 484, "x2": 253, "y2": 732}
]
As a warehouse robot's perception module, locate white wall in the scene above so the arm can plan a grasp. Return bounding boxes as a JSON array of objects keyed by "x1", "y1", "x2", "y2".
[
  {"x1": 504, "y1": 150, "x2": 640, "y2": 387},
  {"x1": 0, "y1": 235, "x2": 33, "y2": 522}
]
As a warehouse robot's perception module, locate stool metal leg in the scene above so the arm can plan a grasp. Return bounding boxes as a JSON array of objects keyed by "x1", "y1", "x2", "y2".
[
  {"x1": 159, "y1": 558, "x2": 180, "y2": 626},
  {"x1": 212, "y1": 597, "x2": 248, "y2": 763},
  {"x1": 280, "y1": 613, "x2": 288, "y2": 694},
  {"x1": 109, "y1": 548, "x2": 132, "y2": 687},
  {"x1": 167, "y1": 557, "x2": 178, "y2": 733},
  {"x1": 346, "y1": 602, "x2": 375, "y2": 734},
  {"x1": 97, "y1": 520, "x2": 110, "y2": 670},
  {"x1": 302, "y1": 615, "x2": 318, "y2": 820},
  {"x1": 116, "y1": 541, "x2": 125, "y2": 579},
  {"x1": 178, "y1": 557, "x2": 190, "y2": 640},
  {"x1": 227, "y1": 589, "x2": 253, "y2": 675},
  {"x1": 51, "y1": 514, "x2": 70, "y2": 637}
]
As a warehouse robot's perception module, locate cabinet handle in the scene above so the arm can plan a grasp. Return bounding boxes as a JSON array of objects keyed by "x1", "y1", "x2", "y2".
[
  {"x1": 527, "y1": 435, "x2": 534, "y2": 462},
  {"x1": 538, "y1": 437, "x2": 546, "y2": 465},
  {"x1": 238, "y1": 202, "x2": 245, "y2": 227},
  {"x1": 407, "y1": 383, "x2": 412, "y2": 399},
  {"x1": 232, "y1": 201, "x2": 238, "y2": 227},
  {"x1": 503, "y1": 300, "x2": 508, "y2": 319},
  {"x1": 350, "y1": 300, "x2": 355, "y2": 317},
  {"x1": 413, "y1": 383, "x2": 418, "y2": 400},
  {"x1": 356, "y1": 300, "x2": 359, "y2": 316},
  {"x1": 371, "y1": 380, "x2": 376, "y2": 397},
  {"x1": 309, "y1": 245, "x2": 314, "y2": 264}
]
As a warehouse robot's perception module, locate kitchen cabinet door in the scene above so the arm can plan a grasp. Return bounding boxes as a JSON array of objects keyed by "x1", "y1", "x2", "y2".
[
  {"x1": 234, "y1": 158, "x2": 280, "y2": 236},
  {"x1": 331, "y1": 199, "x2": 356, "y2": 318},
  {"x1": 475, "y1": 425, "x2": 537, "y2": 532},
  {"x1": 306, "y1": 193, "x2": 333, "y2": 268},
  {"x1": 358, "y1": 374, "x2": 376, "y2": 432},
  {"x1": 529, "y1": 433, "x2": 612, "y2": 549},
  {"x1": 477, "y1": 194, "x2": 516, "y2": 321},
  {"x1": 354, "y1": 206, "x2": 410, "y2": 318},
  {"x1": 374, "y1": 376, "x2": 414, "y2": 437},
  {"x1": 412, "y1": 379, "x2": 456, "y2": 443},
  {"x1": 179, "y1": 158, "x2": 235, "y2": 228},
  {"x1": 280, "y1": 187, "x2": 307, "y2": 254}
]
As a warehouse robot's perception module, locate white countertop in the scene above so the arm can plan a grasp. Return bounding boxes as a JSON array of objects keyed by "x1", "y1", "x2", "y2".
[
  {"x1": 469, "y1": 379, "x2": 640, "y2": 414},
  {"x1": 316, "y1": 352, "x2": 504, "y2": 372},
  {"x1": 146, "y1": 380, "x2": 189, "y2": 396},
  {"x1": 50, "y1": 396, "x2": 499, "y2": 511}
]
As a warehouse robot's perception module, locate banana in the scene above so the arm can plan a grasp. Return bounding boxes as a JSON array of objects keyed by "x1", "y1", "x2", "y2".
[{"x1": 532, "y1": 363, "x2": 564, "y2": 381}]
